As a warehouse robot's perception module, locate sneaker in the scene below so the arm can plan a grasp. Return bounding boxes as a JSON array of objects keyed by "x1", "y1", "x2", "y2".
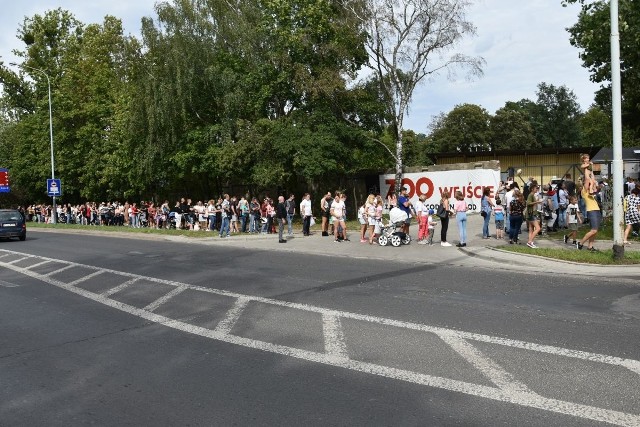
[
  {"x1": 588, "y1": 247, "x2": 599, "y2": 252},
  {"x1": 417, "y1": 241, "x2": 427, "y2": 245},
  {"x1": 563, "y1": 235, "x2": 568, "y2": 244},
  {"x1": 334, "y1": 239, "x2": 341, "y2": 243},
  {"x1": 456, "y1": 243, "x2": 464, "y2": 247},
  {"x1": 576, "y1": 242, "x2": 584, "y2": 250},
  {"x1": 441, "y1": 242, "x2": 452, "y2": 247},
  {"x1": 526, "y1": 242, "x2": 537, "y2": 248},
  {"x1": 509, "y1": 240, "x2": 513, "y2": 244}
]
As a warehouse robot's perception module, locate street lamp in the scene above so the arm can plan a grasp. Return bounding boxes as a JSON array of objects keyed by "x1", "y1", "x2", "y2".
[{"x1": 10, "y1": 62, "x2": 57, "y2": 223}]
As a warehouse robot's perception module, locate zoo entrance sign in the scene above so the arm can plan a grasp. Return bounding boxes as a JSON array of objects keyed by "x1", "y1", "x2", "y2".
[{"x1": 380, "y1": 169, "x2": 501, "y2": 213}]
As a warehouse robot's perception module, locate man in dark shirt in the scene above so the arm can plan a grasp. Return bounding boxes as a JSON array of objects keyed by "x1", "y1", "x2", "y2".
[
  {"x1": 276, "y1": 195, "x2": 288, "y2": 243},
  {"x1": 563, "y1": 173, "x2": 576, "y2": 197}
]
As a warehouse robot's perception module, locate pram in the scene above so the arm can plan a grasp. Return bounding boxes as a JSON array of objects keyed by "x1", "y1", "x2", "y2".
[{"x1": 377, "y1": 207, "x2": 411, "y2": 247}]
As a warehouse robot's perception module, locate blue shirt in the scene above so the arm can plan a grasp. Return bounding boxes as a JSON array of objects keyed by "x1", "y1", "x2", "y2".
[{"x1": 398, "y1": 195, "x2": 411, "y2": 215}]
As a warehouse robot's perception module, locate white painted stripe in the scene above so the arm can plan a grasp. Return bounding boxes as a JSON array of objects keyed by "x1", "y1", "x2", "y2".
[
  {"x1": 102, "y1": 278, "x2": 138, "y2": 297},
  {"x1": 67, "y1": 270, "x2": 104, "y2": 287},
  {"x1": 323, "y1": 314, "x2": 349, "y2": 360},
  {"x1": 143, "y1": 285, "x2": 188, "y2": 312},
  {"x1": 0, "y1": 280, "x2": 19, "y2": 288},
  {"x1": 43, "y1": 264, "x2": 76, "y2": 277},
  {"x1": 6, "y1": 256, "x2": 29, "y2": 265},
  {"x1": 214, "y1": 297, "x2": 250, "y2": 335},
  {"x1": 437, "y1": 331, "x2": 532, "y2": 394},
  {"x1": 2, "y1": 248, "x2": 640, "y2": 426},
  {"x1": 1, "y1": 249, "x2": 638, "y2": 375},
  {"x1": 24, "y1": 260, "x2": 51, "y2": 270},
  {"x1": 1, "y1": 262, "x2": 638, "y2": 427}
]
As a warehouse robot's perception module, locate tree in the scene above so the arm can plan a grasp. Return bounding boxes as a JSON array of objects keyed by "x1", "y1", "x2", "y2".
[
  {"x1": 565, "y1": 0, "x2": 640, "y2": 138},
  {"x1": 489, "y1": 107, "x2": 538, "y2": 150},
  {"x1": 580, "y1": 106, "x2": 611, "y2": 147},
  {"x1": 535, "y1": 82, "x2": 582, "y2": 148},
  {"x1": 347, "y1": 0, "x2": 484, "y2": 193},
  {"x1": 429, "y1": 103, "x2": 491, "y2": 153}
]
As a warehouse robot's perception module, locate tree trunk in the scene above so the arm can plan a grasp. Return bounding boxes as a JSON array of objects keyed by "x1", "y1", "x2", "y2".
[{"x1": 394, "y1": 115, "x2": 404, "y2": 195}]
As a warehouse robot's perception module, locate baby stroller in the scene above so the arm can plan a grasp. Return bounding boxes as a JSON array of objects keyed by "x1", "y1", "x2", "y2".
[
  {"x1": 168, "y1": 212, "x2": 177, "y2": 229},
  {"x1": 377, "y1": 207, "x2": 411, "y2": 247}
]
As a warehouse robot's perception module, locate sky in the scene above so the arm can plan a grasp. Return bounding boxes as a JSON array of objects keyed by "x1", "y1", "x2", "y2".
[{"x1": 0, "y1": 0, "x2": 599, "y2": 135}]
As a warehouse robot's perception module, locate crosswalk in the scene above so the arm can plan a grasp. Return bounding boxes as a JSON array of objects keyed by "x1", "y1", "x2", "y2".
[{"x1": 1, "y1": 249, "x2": 639, "y2": 426}]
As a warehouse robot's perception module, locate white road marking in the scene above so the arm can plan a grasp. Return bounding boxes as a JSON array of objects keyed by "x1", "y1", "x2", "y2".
[
  {"x1": 102, "y1": 278, "x2": 139, "y2": 297},
  {"x1": 0, "y1": 280, "x2": 19, "y2": 288},
  {"x1": 42, "y1": 264, "x2": 75, "y2": 277},
  {"x1": 437, "y1": 332, "x2": 532, "y2": 394},
  {"x1": 214, "y1": 297, "x2": 250, "y2": 335},
  {"x1": 322, "y1": 313, "x2": 349, "y2": 360},
  {"x1": 6, "y1": 256, "x2": 28, "y2": 265},
  {"x1": 24, "y1": 260, "x2": 51, "y2": 270},
  {"x1": 143, "y1": 284, "x2": 188, "y2": 312},
  {"x1": 1, "y1": 249, "x2": 639, "y2": 426},
  {"x1": 67, "y1": 270, "x2": 104, "y2": 287}
]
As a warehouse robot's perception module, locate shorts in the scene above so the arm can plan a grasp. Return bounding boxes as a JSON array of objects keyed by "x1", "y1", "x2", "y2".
[
  {"x1": 495, "y1": 220, "x2": 504, "y2": 229},
  {"x1": 368, "y1": 217, "x2": 377, "y2": 226},
  {"x1": 527, "y1": 213, "x2": 540, "y2": 222},
  {"x1": 568, "y1": 223, "x2": 578, "y2": 231},
  {"x1": 358, "y1": 218, "x2": 367, "y2": 225},
  {"x1": 587, "y1": 210, "x2": 602, "y2": 230},
  {"x1": 332, "y1": 216, "x2": 345, "y2": 223}
]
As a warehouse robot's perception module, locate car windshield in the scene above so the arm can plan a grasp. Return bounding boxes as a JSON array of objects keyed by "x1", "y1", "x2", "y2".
[{"x1": 0, "y1": 212, "x2": 22, "y2": 221}]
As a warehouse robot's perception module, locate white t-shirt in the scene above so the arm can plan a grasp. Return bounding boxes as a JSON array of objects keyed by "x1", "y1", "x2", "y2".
[
  {"x1": 505, "y1": 190, "x2": 515, "y2": 211},
  {"x1": 300, "y1": 199, "x2": 312, "y2": 216},
  {"x1": 331, "y1": 200, "x2": 345, "y2": 219},
  {"x1": 567, "y1": 203, "x2": 579, "y2": 224}
]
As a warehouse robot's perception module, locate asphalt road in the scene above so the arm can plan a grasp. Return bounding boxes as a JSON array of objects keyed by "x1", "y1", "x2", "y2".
[{"x1": 1, "y1": 232, "x2": 639, "y2": 426}]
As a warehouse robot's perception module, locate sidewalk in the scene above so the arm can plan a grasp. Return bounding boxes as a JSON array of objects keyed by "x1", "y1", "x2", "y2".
[{"x1": 31, "y1": 214, "x2": 640, "y2": 280}]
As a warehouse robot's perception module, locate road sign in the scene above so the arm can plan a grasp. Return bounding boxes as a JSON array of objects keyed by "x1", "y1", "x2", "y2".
[
  {"x1": 0, "y1": 169, "x2": 9, "y2": 193},
  {"x1": 47, "y1": 179, "x2": 61, "y2": 197}
]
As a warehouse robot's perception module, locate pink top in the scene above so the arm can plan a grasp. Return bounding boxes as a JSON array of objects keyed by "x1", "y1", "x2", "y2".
[{"x1": 454, "y1": 199, "x2": 467, "y2": 212}]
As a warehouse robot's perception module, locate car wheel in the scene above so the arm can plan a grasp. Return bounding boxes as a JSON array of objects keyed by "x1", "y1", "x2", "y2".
[{"x1": 19, "y1": 234, "x2": 26, "y2": 241}]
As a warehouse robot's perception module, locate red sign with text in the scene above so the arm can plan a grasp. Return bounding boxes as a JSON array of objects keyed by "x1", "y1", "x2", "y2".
[{"x1": 0, "y1": 168, "x2": 9, "y2": 193}]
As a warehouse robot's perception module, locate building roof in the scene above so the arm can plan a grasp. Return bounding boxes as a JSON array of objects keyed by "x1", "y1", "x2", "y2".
[{"x1": 592, "y1": 147, "x2": 640, "y2": 163}]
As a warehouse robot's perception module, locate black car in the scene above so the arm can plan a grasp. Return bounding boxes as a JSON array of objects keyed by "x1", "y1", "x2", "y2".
[{"x1": 0, "y1": 209, "x2": 27, "y2": 241}]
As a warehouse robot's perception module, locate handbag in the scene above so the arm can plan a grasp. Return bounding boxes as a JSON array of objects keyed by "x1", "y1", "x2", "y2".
[
  {"x1": 436, "y1": 204, "x2": 447, "y2": 218},
  {"x1": 480, "y1": 211, "x2": 487, "y2": 218}
]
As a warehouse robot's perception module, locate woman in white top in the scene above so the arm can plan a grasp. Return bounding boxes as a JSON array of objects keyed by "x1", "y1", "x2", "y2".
[
  {"x1": 331, "y1": 192, "x2": 348, "y2": 242},
  {"x1": 364, "y1": 194, "x2": 377, "y2": 244}
]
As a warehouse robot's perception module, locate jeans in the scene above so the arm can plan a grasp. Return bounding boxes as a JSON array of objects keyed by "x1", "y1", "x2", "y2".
[
  {"x1": 130, "y1": 214, "x2": 139, "y2": 228},
  {"x1": 208, "y1": 214, "x2": 216, "y2": 231},
  {"x1": 250, "y1": 214, "x2": 258, "y2": 233},
  {"x1": 456, "y1": 212, "x2": 467, "y2": 243},
  {"x1": 303, "y1": 215, "x2": 311, "y2": 235},
  {"x1": 240, "y1": 213, "x2": 248, "y2": 232},
  {"x1": 509, "y1": 215, "x2": 523, "y2": 242},
  {"x1": 557, "y1": 206, "x2": 567, "y2": 228},
  {"x1": 287, "y1": 214, "x2": 294, "y2": 235},
  {"x1": 482, "y1": 212, "x2": 491, "y2": 237},
  {"x1": 220, "y1": 216, "x2": 230, "y2": 237}
]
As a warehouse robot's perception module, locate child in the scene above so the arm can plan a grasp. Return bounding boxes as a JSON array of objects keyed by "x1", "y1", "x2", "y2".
[
  {"x1": 427, "y1": 209, "x2": 438, "y2": 245},
  {"x1": 493, "y1": 198, "x2": 505, "y2": 240},
  {"x1": 358, "y1": 203, "x2": 367, "y2": 243},
  {"x1": 580, "y1": 153, "x2": 597, "y2": 194},
  {"x1": 564, "y1": 196, "x2": 582, "y2": 245},
  {"x1": 416, "y1": 195, "x2": 428, "y2": 244}
]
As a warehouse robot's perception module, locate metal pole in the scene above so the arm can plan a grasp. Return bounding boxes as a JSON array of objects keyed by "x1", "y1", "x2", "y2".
[
  {"x1": 11, "y1": 63, "x2": 56, "y2": 224},
  {"x1": 610, "y1": 0, "x2": 624, "y2": 258}
]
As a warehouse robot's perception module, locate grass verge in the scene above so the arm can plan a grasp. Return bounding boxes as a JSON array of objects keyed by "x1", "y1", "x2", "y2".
[{"x1": 498, "y1": 245, "x2": 640, "y2": 265}]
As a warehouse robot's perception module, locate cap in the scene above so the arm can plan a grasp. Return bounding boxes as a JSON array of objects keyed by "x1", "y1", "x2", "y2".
[{"x1": 428, "y1": 209, "x2": 434, "y2": 215}]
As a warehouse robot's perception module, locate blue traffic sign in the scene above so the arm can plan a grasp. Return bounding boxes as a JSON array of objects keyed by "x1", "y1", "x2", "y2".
[{"x1": 47, "y1": 179, "x2": 61, "y2": 197}]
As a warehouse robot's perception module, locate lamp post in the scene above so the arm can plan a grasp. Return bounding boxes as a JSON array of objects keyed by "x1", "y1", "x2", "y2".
[{"x1": 11, "y1": 63, "x2": 57, "y2": 223}]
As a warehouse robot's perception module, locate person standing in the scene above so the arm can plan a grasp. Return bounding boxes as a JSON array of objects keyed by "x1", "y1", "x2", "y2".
[
  {"x1": 480, "y1": 187, "x2": 494, "y2": 239},
  {"x1": 397, "y1": 186, "x2": 412, "y2": 235},
  {"x1": 439, "y1": 190, "x2": 453, "y2": 247},
  {"x1": 577, "y1": 185, "x2": 601, "y2": 251},
  {"x1": 526, "y1": 183, "x2": 542, "y2": 248},
  {"x1": 557, "y1": 182, "x2": 569, "y2": 229},
  {"x1": 508, "y1": 190, "x2": 525, "y2": 244},
  {"x1": 331, "y1": 192, "x2": 348, "y2": 242},
  {"x1": 320, "y1": 192, "x2": 332, "y2": 236},
  {"x1": 415, "y1": 194, "x2": 428, "y2": 244},
  {"x1": 276, "y1": 196, "x2": 288, "y2": 243},
  {"x1": 300, "y1": 193, "x2": 313, "y2": 236},
  {"x1": 563, "y1": 195, "x2": 582, "y2": 246},
  {"x1": 219, "y1": 194, "x2": 231, "y2": 238},
  {"x1": 454, "y1": 191, "x2": 468, "y2": 247},
  {"x1": 285, "y1": 194, "x2": 296, "y2": 236},
  {"x1": 623, "y1": 188, "x2": 640, "y2": 244}
]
